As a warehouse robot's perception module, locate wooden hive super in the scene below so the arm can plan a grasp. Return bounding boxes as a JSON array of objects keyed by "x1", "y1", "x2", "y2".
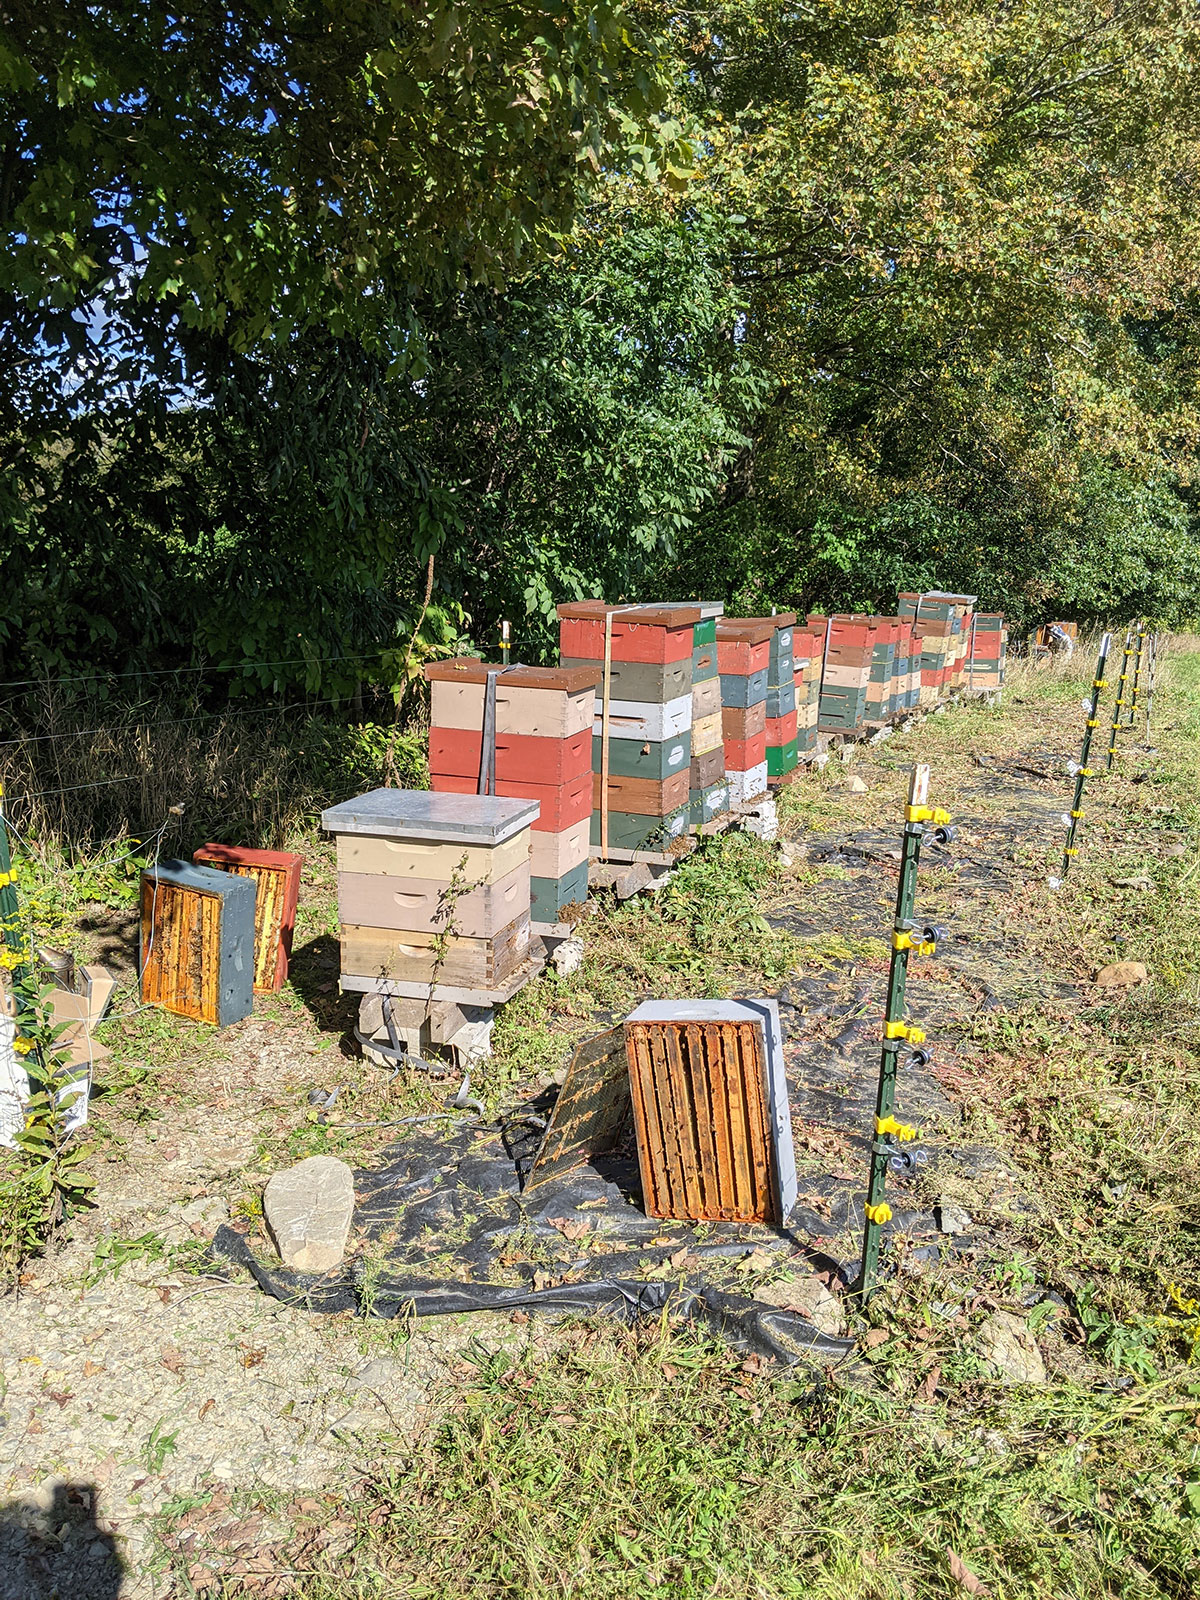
[
  {"x1": 192, "y1": 844, "x2": 302, "y2": 991},
  {"x1": 622, "y1": 999, "x2": 796, "y2": 1225},
  {"x1": 140, "y1": 860, "x2": 256, "y2": 1026}
]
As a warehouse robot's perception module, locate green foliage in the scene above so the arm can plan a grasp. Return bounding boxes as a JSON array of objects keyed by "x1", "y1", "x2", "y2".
[
  {"x1": 660, "y1": 0, "x2": 1200, "y2": 625},
  {"x1": 0, "y1": 978, "x2": 97, "y2": 1281}
]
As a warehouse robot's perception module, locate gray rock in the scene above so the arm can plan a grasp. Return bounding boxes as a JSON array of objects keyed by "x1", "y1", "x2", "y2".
[
  {"x1": 264, "y1": 1156, "x2": 355, "y2": 1273},
  {"x1": 180, "y1": 1196, "x2": 230, "y2": 1228},
  {"x1": 754, "y1": 1275, "x2": 847, "y2": 1337},
  {"x1": 978, "y1": 1310, "x2": 1046, "y2": 1385},
  {"x1": 935, "y1": 1198, "x2": 972, "y2": 1235}
]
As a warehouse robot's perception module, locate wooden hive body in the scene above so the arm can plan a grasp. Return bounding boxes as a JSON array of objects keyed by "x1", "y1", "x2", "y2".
[
  {"x1": 623, "y1": 999, "x2": 796, "y2": 1225},
  {"x1": 193, "y1": 845, "x2": 302, "y2": 991},
  {"x1": 140, "y1": 861, "x2": 256, "y2": 1026}
]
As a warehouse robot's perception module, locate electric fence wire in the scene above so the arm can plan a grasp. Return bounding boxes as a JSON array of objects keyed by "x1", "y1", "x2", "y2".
[
  {"x1": 0, "y1": 689, "x2": 380, "y2": 752},
  {"x1": 0, "y1": 648, "x2": 391, "y2": 694}
]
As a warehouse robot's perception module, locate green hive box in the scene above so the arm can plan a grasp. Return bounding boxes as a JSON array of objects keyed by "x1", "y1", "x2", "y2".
[
  {"x1": 767, "y1": 739, "x2": 799, "y2": 777},
  {"x1": 591, "y1": 805, "x2": 690, "y2": 852},
  {"x1": 592, "y1": 732, "x2": 691, "y2": 780}
]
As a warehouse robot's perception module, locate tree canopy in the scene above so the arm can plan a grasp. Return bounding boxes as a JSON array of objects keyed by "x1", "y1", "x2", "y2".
[{"x1": 3, "y1": 0, "x2": 1200, "y2": 696}]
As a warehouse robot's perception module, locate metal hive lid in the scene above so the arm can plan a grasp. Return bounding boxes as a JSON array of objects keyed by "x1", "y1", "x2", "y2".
[{"x1": 320, "y1": 787, "x2": 539, "y2": 845}]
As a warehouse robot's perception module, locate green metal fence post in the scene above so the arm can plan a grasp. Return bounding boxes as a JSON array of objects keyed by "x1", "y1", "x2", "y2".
[
  {"x1": 0, "y1": 785, "x2": 25, "y2": 975},
  {"x1": 853, "y1": 763, "x2": 953, "y2": 1299},
  {"x1": 1105, "y1": 627, "x2": 1134, "y2": 773},
  {"x1": 1055, "y1": 632, "x2": 1111, "y2": 884},
  {"x1": 1125, "y1": 621, "x2": 1146, "y2": 728}
]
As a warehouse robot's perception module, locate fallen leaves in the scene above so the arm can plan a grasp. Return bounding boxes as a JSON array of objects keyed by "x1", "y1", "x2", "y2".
[
  {"x1": 160, "y1": 1343, "x2": 186, "y2": 1376},
  {"x1": 547, "y1": 1217, "x2": 591, "y2": 1242},
  {"x1": 946, "y1": 1546, "x2": 991, "y2": 1596}
]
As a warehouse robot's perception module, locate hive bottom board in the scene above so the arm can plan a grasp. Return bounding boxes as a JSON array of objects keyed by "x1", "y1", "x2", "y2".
[{"x1": 339, "y1": 913, "x2": 529, "y2": 987}]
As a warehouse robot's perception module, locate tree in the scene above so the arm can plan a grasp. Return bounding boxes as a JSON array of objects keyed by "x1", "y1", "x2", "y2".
[{"x1": 661, "y1": 0, "x2": 1200, "y2": 622}]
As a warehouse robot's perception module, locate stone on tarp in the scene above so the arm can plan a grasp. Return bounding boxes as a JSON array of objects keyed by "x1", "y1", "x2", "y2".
[
  {"x1": 1094, "y1": 961, "x2": 1149, "y2": 987},
  {"x1": 936, "y1": 1198, "x2": 972, "y2": 1235},
  {"x1": 754, "y1": 1275, "x2": 847, "y2": 1337},
  {"x1": 977, "y1": 1310, "x2": 1046, "y2": 1385},
  {"x1": 264, "y1": 1156, "x2": 355, "y2": 1273}
]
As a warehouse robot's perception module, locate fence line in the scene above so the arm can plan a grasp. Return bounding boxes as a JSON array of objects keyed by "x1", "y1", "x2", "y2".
[
  {"x1": 0, "y1": 692, "x2": 373, "y2": 751},
  {"x1": 0, "y1": 648, "x2": 391, "y2": 694}
]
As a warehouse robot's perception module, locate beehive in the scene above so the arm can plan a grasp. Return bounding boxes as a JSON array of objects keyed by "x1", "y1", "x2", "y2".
[
  {"x1": 425, "y1": 660, "x2": 597, "y2": 924},
  {"x1": 623, "y1": 999, "x2": 796, "y2": 1224},
  {"x1": 140, "y1": 860, "x2": 256, "y2": 1026},
  {"x1": 321, "y1": 789, "x2": 537, "y2": 997},
  {"x1": 192, "y1": 844, "x2": 302, "y2": 991},
  {"x1": 561, "y1": 601, "x2": 702, "y2": 855}
]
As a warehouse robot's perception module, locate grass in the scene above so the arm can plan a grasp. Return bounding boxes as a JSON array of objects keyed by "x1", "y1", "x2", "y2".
[
  {"x1": 242, "y1": 639, "x2": 1197, "y2": 1598},
  {"x1": 11, "y1": 634, "x2": 1200, "y2": 1595}
]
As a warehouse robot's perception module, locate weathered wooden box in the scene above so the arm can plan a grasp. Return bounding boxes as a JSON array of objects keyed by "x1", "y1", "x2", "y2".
[
  {"x1": 140, "y1": 860, "x2": 256, "y2": 1026},
  {"x1": 623, "y1": 999, "x2": 796, "y2": 1224},
  {"x1": 192, "y1": 844, "x2": 302, "y2": 992}
]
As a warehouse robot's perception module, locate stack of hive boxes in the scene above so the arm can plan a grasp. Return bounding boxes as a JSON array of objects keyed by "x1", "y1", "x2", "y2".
[
  {"x1": 816, "y1": 614, "x2": 873, "y2": 731},
  {"x1": 899, "y1": 592, "x2": 977, "y2": 702},
  {"x1": 559, "y1": 601, "x2": 699, "y2": 854},
  {"x1": 967, "y1": 613, "x2": 1008, "y2": 689},
  {"x1": 322, "y1": 789, "x2": 537, "y2": 993},
  {"x1": 864, "y1": 618, "x2": 896, "y2": 723},
  {"x1": 424, "y1": 660, "x2": 597, "y2": 925},
  {"x1": 717, "y1": 618, "x2": 771, "y2": 805},
  {"x1": 761, "y1": 614, "x2": 799, "y2": 781},
  {"x1": 895, "y1": 620, "x2": 920, "y2": 712},
  {"x1": 687, "y1": 604, "x2": 729, "y2": 830},
  {"x1": 793, "y1": 620, "x2": 825, "y2": 752}
]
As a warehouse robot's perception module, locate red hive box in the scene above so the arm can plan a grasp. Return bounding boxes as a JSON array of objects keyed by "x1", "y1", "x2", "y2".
[
  {"x1": 191, "y1": 844, "x2": 302, "y2": 992},
  {"x1": 557, "y1": 602, "x2": 699, "y2": 664}
]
